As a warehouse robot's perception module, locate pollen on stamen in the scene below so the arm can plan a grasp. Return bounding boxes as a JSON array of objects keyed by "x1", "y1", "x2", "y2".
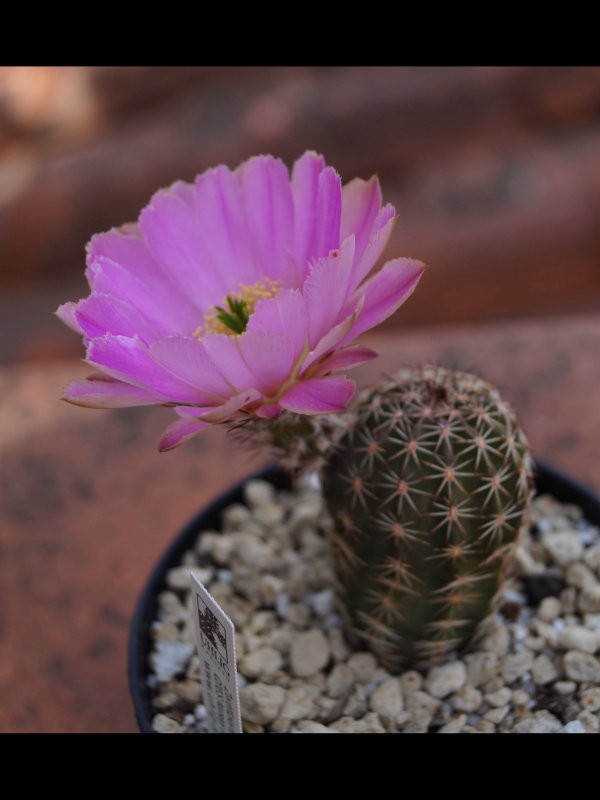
[{"x1": 193, "y1": 277, "x2": 282, "y2": 339}]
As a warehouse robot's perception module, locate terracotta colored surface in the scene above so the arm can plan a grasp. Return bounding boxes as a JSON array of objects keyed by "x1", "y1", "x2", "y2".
[{"x1": 0, "y1": 314, "x2": 598, "y2": 732}]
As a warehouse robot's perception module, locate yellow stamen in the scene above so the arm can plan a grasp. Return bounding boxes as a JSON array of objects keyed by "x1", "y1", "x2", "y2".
[{"x1": 193, "y1": 278, "x2": 282, "y2": 339}]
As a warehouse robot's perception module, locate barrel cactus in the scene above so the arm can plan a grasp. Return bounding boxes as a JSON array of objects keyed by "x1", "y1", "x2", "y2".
[{"x1": 320, "y1": 365, "x2": 534, "y2": 671}]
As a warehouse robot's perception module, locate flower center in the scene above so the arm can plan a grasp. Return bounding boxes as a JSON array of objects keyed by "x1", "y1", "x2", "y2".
[{"x1": 194, "y1": 278, "x2": 282, "y2": 338}]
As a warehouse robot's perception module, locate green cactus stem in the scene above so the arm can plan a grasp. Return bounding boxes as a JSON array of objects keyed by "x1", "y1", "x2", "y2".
[{"x1": 321, "y1": 366, "x2": 534, "y2": 671}]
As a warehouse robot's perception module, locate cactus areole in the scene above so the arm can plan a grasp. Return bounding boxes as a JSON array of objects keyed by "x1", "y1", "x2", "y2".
[{"x1": 321, "y1": 366, "x2": 534, "y2": 672}]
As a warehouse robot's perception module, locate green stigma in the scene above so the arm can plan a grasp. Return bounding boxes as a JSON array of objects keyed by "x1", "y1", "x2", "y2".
[{"x1": 214, "y1": 296, "x2": 250, "y2": 335}]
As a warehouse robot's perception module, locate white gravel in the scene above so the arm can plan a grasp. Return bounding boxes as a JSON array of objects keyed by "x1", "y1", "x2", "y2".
[{"x1": 146, "y1": 479, "x2": 600, "y2": 734}]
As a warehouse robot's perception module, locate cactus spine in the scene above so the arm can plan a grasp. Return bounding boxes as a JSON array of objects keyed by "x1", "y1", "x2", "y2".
[{"x1": 321, "y1": 366, "x2": 533, "y2": 671}]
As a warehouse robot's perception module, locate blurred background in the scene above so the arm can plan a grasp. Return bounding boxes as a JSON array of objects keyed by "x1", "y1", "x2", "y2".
[
  {"x1": 2, "y1": 67, "x2": 600, "y2": 733},
  {"x1": 2, "y1": 65, "x2": 600, "y2": 366}
]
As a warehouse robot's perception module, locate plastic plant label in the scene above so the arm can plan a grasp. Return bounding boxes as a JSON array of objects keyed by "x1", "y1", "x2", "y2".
[{"x1": 190, "y1": 573, "x2": 243, "y2": 733}]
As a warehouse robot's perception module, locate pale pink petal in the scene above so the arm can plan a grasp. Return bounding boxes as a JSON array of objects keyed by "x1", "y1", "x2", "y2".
[
  {"x1": 279, "y1": 376, "x2": 356, "y2": 414},
  {"x1": 246, "y1": 288, "x2": 308, "y2": 364},
  {"x1": 311, "y1": 345, "x2": 378, "y2": 377},
  {"x1": 139, "y1": 183, "x2": 230, "y2": 311},
  {"x1": 301, "y1": 297, "x2": 365, "y2": 373},
  {"x1": 344, "y1": 258, "x2": 425, "y2": 341},
  {"x1": 55, "y1": 302, "x2": 84, "y2": 335},
  {"x1": 62, "y1": 375, "x2": 164, "y2": 408},
  {"x1": 350, "y1": 205, "x2": 396, "y2": 290},
  {"x1": 193, "y1": 166, "x2": 262, "y2": 287},
  {"x1": 74, "y1": 293, "x2": 157, "y2": 343},
  {"x1": 292, "y1": 152, "x2": 342, "y2": 279},
  {"x1": 202, "y1": 334, "x2": 259, "y2": 392},
  {"x1": 149, "y1": 336, "x2": 232, "y2": 401},
  {"x1": 88, "y1": 230, "x2": 200, "y2": 332},
  {"x1": 237, "y1": 156, "x2": 296, "y2": 285},
  {"x1": 237, "y1": 330, "x2": 296, "y2": 395},
  {"x1": 86, "y1": 257, "x2": 197, "y2": 337},
  {"x1": 158, "y1": 417, "x2": 209, "y2": 452},
  {"x1": 303, "y1": 236, "x2": 356, "y2": 348},
  {"x1": 341, "y1": 176, "x2": 382, "y2": 264},
  {"x1": 195, "y1": 388, "x2": 263, "y2": 423},
  {"x1": 255, "y1": 402, "x2": 282, "y2": 419},
  {"x1": 86, "y1": 334, "x2": 209, "y2": 404}
]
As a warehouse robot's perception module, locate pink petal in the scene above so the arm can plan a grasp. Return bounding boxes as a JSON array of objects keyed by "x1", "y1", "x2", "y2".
[
  {"x1": 350, "y1": 205, "x2": 396, "y2": 290},
  {"x1": 158, "y1": 417, "x2": 209, "y2": 452},
  {"x1": 62, "y1": 375, "x2": 164, "y2": 408},
  {"x1": 279, "y1": 376, "x2": 356, "y2": 414},
  {"x1": 139, "y1": 182, "x2": 230, "y2": 311},
  {"x1": 202, "y1": 334, "x2": 260, "y2": 392},
  {"x1": 346, "y1": 258, "x2": 425, "y2": 341},
  {"x1": 174, "y1": 388, "x2": 262, "y2": 423},
  {"x1": 149, "y1": 336, "x2": 232, "y2": 401},
  {"x1": 237, "y1": 156, "x2": 296, "y2": 285},
  {"x1": 303, "y1": 236, "x2": 356, "y2": 348},
  {"x1": 193, "y1": 166, "x2": 263, "y2": 287},
  {"x1": 341, "y1": 176, "x2": 383, "y2": 264},
  {"x1": 301, "y1": 297, "x2": 365, "y2": 373},
  {"x1": 247, "y1": 288, "x2": 308, "y2": 364},
  {"x1": 292, "y1": 152, "x2": 342, "y2": 279},
  {"x1": 237, "y1": 329, "x2": 296, "y2": 395},
  {"x1": 311, "y1": 345, "x2": 378, "y2": 377},
  {"x1": 88, "y1": 231, "x2": 200, "y2": 333},
  {"x1": 86, "y1": 334, "x2": 208, "y2": 404},
  {"x1": 55, "y1": 302, "x2": 84, "y2": 335},
  {"x1": 74, "y1": 292, "x2": 157, "y2": 343},
  {"x1": 195, "y1": 388, "x2": 262, "y2": 422}
]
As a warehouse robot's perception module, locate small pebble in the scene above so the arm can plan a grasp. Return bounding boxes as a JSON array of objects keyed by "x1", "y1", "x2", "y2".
[
  {"x1": 239, "y1": 647, "x2": 283, "y2": 679},
  {"x1": 485, "y1": 687, "x2": 511, "y2": 707},
  {"x1": 531, "y1": 654, "x2": 558, "y2": 685},
  {"x1": 437, "y1": 714, "x2": 467, "y2": 733},
  {"x1": 501, "y1": 651, "x2": 533, "y2": 684},
  {"x1": 451, "y1": 686, "x2": 483, "y2": 713},
  {"x1": 563, "y1": 651, "x2": 600, "y2": 682},
  {"x1": 369, "y1": 678, "x2": 404, "y2": 725},
  {"x1": 580, "y1": 687, "x2": 600, "y2": 712},
  {"x1": 152, "y1": 714, "x2": 184, "y2": 734},
  {"x1": 537, "y1": 596, "x2": 561, "y2": 622},
  {"x1": 425, "y1": 661, "x2": 467, "y2": 698},
  {"x1": 290, "y1": 630, "x2": 330, "y2": 677},
  {"x1": 239, "y1": 683, "x2": 285, "y2": 725},
  {"x1": 512, "y1": 710, "x2": 562, "y2": 733},
  {"x1": 347, "y1": 652, "x2": 378, "y2": 684},
  {"x1": 558, "y1": 626, "x2": 599, "y2": 654},
  {"x1": 543, "y1": 532, "x2": 583, "y2": 567},
  {"x1": 560, "y1": 720, "x2": 587, "y2": 733}
]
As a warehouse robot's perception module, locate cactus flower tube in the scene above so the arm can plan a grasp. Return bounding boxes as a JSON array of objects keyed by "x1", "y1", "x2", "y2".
[
  {"x1": 57, "y1": 152, "x2": 424, "y2": 451},
  {"x1": 321, "y1": 367, "x2": 534, "y2": 671}
]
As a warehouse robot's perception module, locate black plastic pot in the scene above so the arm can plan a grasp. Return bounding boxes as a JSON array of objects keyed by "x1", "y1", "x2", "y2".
[{"x1": 128, "y1": 461, "x2": 600, "y2": 733}]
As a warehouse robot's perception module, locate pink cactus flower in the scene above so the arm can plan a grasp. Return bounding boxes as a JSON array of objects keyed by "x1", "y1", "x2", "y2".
[{"x1": 57, "y1": 152, "x2": 424, "y2": 451}]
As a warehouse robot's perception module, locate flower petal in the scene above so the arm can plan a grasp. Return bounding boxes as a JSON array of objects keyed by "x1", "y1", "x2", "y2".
[
  {"x1": 311, "y1": 345, "x2": 378, "y2": 377},
  {"x1": 292, "y1": 152, "x2": 342, "y2": 279},
  {"x1": 149, "y1": 336, "x2": 232, "y2": 400},
  {"x1": 74, "y1": 293, "x2": 157, "y2": 343},
  {"x1": 237, "y1": 156, "x2": 296, "y2": 285},
  {"x1": 158, "y1": 417, "x2": 209, "y2": 452},
  {"x1": 88, "y1": 230, "x2": 199, "y2": 334},
  {"x1": 62, "y1": 375, "x2": 164, "y2": 408},
  {"x1": 86, "y1": 334, "x2": 208, "y2": 404},
  {"x1": 237, "y1": 330, "x2": 296, "y2": 395},
  {"x1": 246, "y1": 288, "x2": 308, "y2": 364},
  {"x1": 194, "y1": 388, "x2": 262, "y2": 423},
  {"x1": 341, "y1": 175, "x2": 383, "y2": 264},
  {"x1": 303, "y1": 236, "x2": 356, "y2": 348},
  {"x1": 347, "y1": 258, "x2": 425, "y2": 341},
  {"x1": 351, "y1": 205, "x2": 396, "y2": 290},
  {"x1": 55, "y1": 302, "x2": 84, "y2": 335},
  {"x1": 139, "y1": 182, "x2": 230, "y2": 311},
  {"x1": 279, "y1": 376, "x2": 356, "y2": 414}
]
